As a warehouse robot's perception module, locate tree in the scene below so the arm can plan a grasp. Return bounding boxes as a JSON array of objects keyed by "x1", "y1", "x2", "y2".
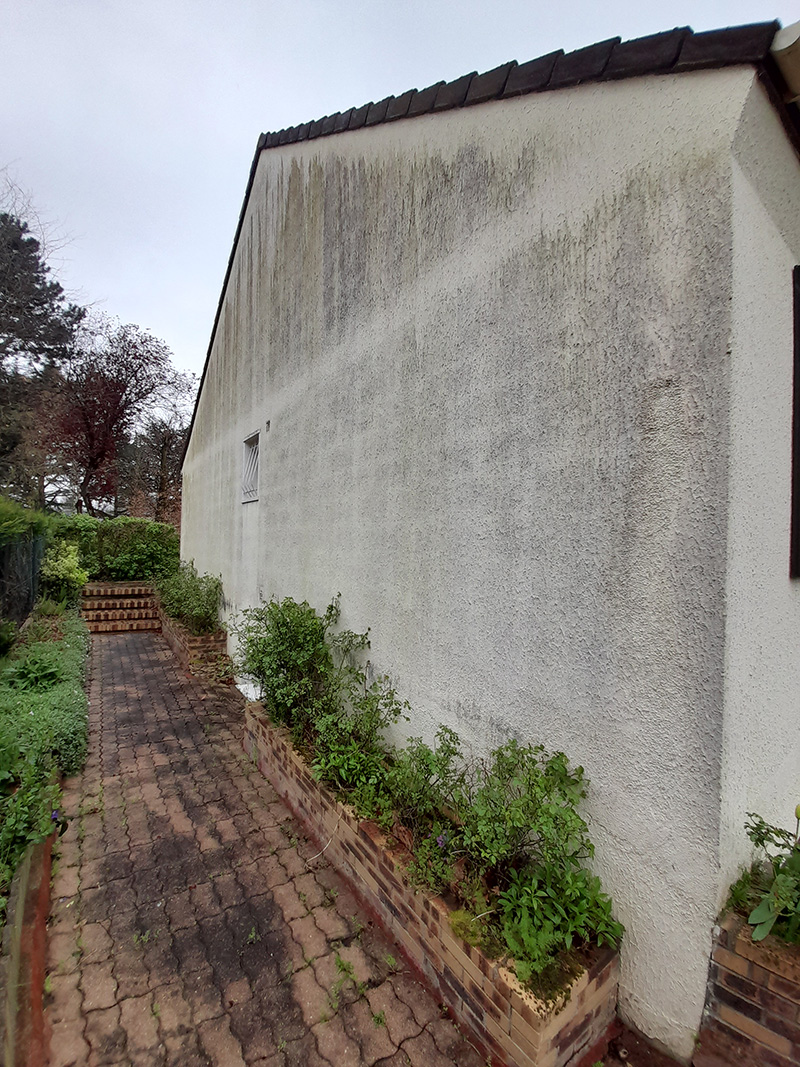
[
  {"x1": 0, "y1": 212, "x2": 85, "y2": 367},
  {"x1": 54, "y1": 319, "x2": 175, "y2": 515},
  {"x1": 120, "y1": 371, "x2": 196, "y2": 524}
]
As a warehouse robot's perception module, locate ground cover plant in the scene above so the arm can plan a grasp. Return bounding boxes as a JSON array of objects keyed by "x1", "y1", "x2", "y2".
[
  {"x1": 51, "y1": 513, "x2": 180, "y2": 582},
  {"x1": 0, "y1": 603, "x2": 88, "y2": 927},
  {"x1": 157, "y1": 562, "x2": 223, "y2": 635},
  {"x1": 236, "y1": 594, "x2": 623, "y2": 996},
  {"x1": 726, "y1": 807, "x2": 800, "y2": 944}
]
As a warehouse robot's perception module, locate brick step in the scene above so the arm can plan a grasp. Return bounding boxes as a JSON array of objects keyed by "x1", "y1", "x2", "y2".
[
  {"x1": 82, "y1": 609, "x2": 160, "y2": 623},
  {"x1": 83, "y1": 583, "x2": 156, "y2": 597},
  {"x1": 86, "y1": 619, "x2": 162, "y2": 633},
  {"x1": 81, "y1": 597, "x2": 157, "y2": 611}
]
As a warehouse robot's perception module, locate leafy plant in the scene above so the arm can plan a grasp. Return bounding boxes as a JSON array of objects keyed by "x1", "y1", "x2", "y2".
[
  {"x1": 386, "y1": 726, "x2": 464, "y2": 838},
  {"x1": 157, "y1": 562, "x2": 222, "y2": 635},
  {"x1": 51, "y1": 514, "x2": 179, "y2": 581},
  {"x1": 738, "y1": 809, "x2": 800, "y2": 943},
  {"x1": 38, "y1": 542, "x2": 88, "y2": 606},
  {"x1": 0, "y1": 609, "x2": 88, "y2": 930}
]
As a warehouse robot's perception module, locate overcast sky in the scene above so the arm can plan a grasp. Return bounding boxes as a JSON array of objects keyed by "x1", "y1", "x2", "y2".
[{"x1": 2, "y1": 0, "x2": 789, "y2": 376}]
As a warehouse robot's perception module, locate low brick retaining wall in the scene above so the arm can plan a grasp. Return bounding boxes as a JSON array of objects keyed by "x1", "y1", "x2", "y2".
[
  {"x1": 694, "y1": 912, "x2": 800, "y2": 1067},
  {"x1": 244, "y1": 703, "x2": 619, "y2": 1067},
  {"x1": 0, "y1": 837, "x2": 54, "y2": 1067},
  {"x1": 159, "y1": 612, "x2": 227, "y2": 673}
]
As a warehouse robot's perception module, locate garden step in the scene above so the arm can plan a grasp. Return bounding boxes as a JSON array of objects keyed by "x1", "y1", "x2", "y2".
[
  {"x1": 82, "y1": 609, "x2": 160, "y2": 622},
  {"x1": 82, "y1": 583, "x2": 156, "y2": 597},
  {"x1": 80, "y1": 583, "x2": 162, "y2": 634},
  {"x1": 85, "y1": 618, "x2": 162, "y2": 633},
  {"x1": 81, "y1": 597, "x2": 157, "y2": 610}
]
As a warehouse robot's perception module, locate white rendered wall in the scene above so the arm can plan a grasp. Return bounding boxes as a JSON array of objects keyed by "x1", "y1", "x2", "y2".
[
  {"x1": 183, "y1": 68, "x2": 773, "y2": 1060},
  {"x1": 720, "y1": 85, "x2": 800, "y2": 887}
]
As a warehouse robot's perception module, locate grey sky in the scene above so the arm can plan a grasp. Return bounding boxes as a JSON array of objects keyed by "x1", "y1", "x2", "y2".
[{"x1": 2, "y1": 0, "x2": 789, "y2": 375}]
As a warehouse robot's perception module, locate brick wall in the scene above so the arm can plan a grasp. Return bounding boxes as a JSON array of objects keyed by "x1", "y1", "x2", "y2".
[
  {"x1": 159, "y1": 612, "x2": 227, "y2": 672},
  {"x1": 243, "y1": 703, "x2": 619, "y2": 1067},
  {"x1": 694, "y1": 912, "x2": 800, "y2": 1067}
]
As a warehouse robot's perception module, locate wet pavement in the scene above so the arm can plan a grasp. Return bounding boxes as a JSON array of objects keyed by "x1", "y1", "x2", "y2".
[{"x1": 45, "y1": 633, "x2": 484, "y2": 1067}]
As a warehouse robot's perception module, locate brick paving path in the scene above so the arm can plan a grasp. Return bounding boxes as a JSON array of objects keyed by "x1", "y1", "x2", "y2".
[{"x1": 45, "y1": 633, "x2": 484, "y2": 1067}]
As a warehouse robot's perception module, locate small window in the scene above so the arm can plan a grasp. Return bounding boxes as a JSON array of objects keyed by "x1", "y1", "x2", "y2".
[{"x1": 242, "y1": 433, "x2": 259, "y2": 503}]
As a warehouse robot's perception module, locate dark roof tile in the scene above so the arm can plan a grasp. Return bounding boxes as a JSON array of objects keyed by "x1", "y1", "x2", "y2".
[
  {"x1": 320, "y1": 113, "x2": 338, "y2": 135},
  {"x1": 366, "y1": 96, "x2": 393, "y2": 125},
  {"x1": 333, "y1": 109, "x2": 354, "y2": 132},
  {"x1": 674, "y1": 21, "x2": 779, "y2": 70},
  {"x1": 503, "y1": 51, "x2": 561, "y2": 96},
  {"x1": 433, "y1": 72, "x2": 477, "y2": 110},
  {"x1": 407, "y1": 81, "x2": 445, "y2": 116},
  {"x1": 307, "y1": 118, "x2": 325, "y2": 139},
  {"x1": 264, "y1": 131, "x2": 281, "y2": 148},
  {"x1": 603, "y1": 28, "x2": 689, "y2": 79},
  {"x1": 466, "y1": 61, "x2": 516, "y2": 104},
  {"x1": 549, "y1": 38, "x2": 620, "y2": 88},
  {"x1": 386, "y1": 89, "x2": 415, "y2": 120},
  {"x1": 295, "y1": 121, "x2": 311, "y2": 141},
  {"x1": 348, "y1": 102, "x2": 371, "y2": 130}
]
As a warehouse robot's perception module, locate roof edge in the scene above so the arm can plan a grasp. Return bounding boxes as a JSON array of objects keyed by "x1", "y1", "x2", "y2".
[{"x1": 183, "y1": 19, "x2": 793, "y2": 471}]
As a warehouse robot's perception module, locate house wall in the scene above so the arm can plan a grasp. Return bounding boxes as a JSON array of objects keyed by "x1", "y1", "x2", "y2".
[
  {"x1": 183, "y1": 68, "x2": 768, "y2": 1061},
  {"x1": 721, "y1": 85, "x2": 800, "y2": 880}
]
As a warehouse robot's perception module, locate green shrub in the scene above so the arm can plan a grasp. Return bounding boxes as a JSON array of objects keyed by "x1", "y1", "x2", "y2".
[
  {"x1": 0, "y1": 497, "x2": 50, "y2": 548},
  {"x1": 0, "y1": 610, "x2": 88, "y2": 926},
  {"x1": 157, "y1": 563, "x2": 222, "y2": 635},
  {"x1": 39, "y1": 542, "x2": 88, "y2": 605},
  {"x1": 51, "y1": 514, "x2": 179, "y2": 581},
  {"x1": 236, "y1": 591, "x2": 623, "y2": 994}
]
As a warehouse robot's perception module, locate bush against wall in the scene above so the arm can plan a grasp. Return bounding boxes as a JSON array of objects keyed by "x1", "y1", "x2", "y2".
[
  {"x1": 52, "y1": 514, "x2": 180, "y2": 582},
  {"x1": 157, "y1": 562, "x2": 222, "y2": 635},
  {"x1": 0, "y1": 604, "x2": 88, "y2": 926},
  {"x1": 235, "y1": 594, "x2": 623, "y2": 996}
]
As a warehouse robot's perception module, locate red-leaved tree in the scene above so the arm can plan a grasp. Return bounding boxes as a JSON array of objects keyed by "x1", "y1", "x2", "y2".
[{"x1": 55, "y1": 319, "x2": 174, "y2": 515}]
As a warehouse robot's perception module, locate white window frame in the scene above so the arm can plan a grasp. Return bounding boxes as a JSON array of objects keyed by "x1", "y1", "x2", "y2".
[{"x1": 242, "y1": 432, "x2": 259, "y2": 503}]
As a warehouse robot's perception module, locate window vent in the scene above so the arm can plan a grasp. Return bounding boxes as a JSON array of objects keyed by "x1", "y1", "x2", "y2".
[{"x1": 242, "y1": 433, "x2": 259, "y2": 503}]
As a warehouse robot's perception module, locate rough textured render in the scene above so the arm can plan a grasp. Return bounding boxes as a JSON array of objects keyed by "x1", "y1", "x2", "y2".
[{"x1": 182, "y1": 60, "x2": 800, "y2": 1061}]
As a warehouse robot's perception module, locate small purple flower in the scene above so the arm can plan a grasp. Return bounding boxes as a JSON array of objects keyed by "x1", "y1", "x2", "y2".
[
  {"x1": 51, "y1": 810, "x2": 60, "y2": 822},
  {"x1": 436, "y1": 833, "x2": 447, "y2": 849}
]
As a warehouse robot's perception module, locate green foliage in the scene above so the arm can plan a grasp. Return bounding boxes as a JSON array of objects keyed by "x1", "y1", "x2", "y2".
[
  {"x1": 499, "y1": 864, "x2": 623, "y2": 980},
  {"x1": 239, "y1": 591, "x2": 623, "y2": 993},
  {"x1": 386, "y1": 726, "x2": 464, "y2": 838},
  {"x1": 157, "y1": 562, "x2": 222, "y2": 635},
  {"x1": 731, "y1": 811, "x2": 800, "y2": 944},
  {"x1": 459, "y1": 742, "x2": 592, "y2": 881},
  {"x1": 0, "y1": 496, "x2": 50, "y2": 547},
  {"x1": 0, "y1": 609, "x2": 88, "y2": 927},
  {"x1": 0, "y1": 619, "x2": 16, "y2": 657},
  {"x1": 234, "y1": 596, "x2": 340, "y2": 730},
  {"x1": 51, "y1": 514, "x2": 179, "y2": 581},
  {"x1": 39, "y1": 542, "x2": 88, "y2": 605}
]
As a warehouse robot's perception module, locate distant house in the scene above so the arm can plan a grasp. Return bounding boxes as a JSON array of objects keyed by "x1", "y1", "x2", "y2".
[{"x1": 182, "y1": 21, "x2": 800, "y2": 1061}]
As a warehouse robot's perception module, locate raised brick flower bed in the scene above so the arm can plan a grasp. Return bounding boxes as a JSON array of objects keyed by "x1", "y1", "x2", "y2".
[
  {"x1": 243, "y1": 702, "x2": 619, "y2": 1067},
  {"x1": 694, "y1": 912, "x2": 800, "y2": 1067},
  {"x1": 158, "y1": 610, "x2": 227, "y2": 673}
]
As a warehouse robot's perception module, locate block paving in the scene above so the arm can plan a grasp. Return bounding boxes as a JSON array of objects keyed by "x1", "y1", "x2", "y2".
[{"x1": 45, "y1": 633, "x2": 484, "y2": 1067}]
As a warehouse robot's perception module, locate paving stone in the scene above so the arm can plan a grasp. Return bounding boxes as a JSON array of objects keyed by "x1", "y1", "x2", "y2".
[
  {"x1": 80, "y1": 960, "x2": 118, "y2": 1011},
  {"x1": 312, "y1": 1015, "x2": 364, "y2": 1067},
  {"x1": 83, "y1": 1002, "x2": 127, "y2": 1063},
  {"x1": 198, "y1": 1014, "x2": 249, "y2": 1067},
  {"x1": 44, "y1": 633, "x2": 463, "y2": 1067},
  {"x1": 47, "y1": 1020, "x2": 91, "y2": 1067},
  {"x1": 47, "y1": 970, "x2": 83, "y2": 1025},
  {"x1": 119, "y1": 991, "x2": 161, "y2": 1053},
  {"x1": 365, "y1": 983, "x2": 423, "y2": 1047}
]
